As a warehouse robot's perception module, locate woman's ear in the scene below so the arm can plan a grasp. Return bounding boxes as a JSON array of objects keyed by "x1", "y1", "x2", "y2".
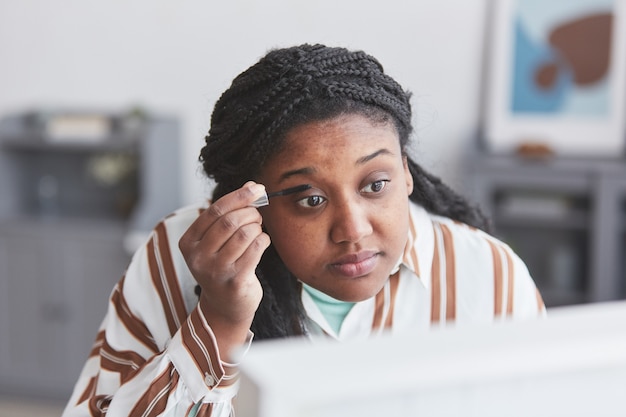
[{"x1": 402, "y1": 156, "x2": 414, "y2": 196}]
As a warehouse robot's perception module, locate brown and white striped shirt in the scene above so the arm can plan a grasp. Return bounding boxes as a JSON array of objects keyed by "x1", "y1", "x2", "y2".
[{"x1": 62, "y1": 201, "x2": 545, "y2": 417}]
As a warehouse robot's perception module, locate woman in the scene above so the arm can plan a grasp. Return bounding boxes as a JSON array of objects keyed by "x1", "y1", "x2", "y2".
[{"x1": 63, "y1": 44, "x2": 544, "y2": 417}]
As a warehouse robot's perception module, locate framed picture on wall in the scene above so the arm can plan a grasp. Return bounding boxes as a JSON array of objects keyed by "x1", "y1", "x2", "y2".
[{"x1": 484, "y1": 0, "x2": 626, "y2": 156}]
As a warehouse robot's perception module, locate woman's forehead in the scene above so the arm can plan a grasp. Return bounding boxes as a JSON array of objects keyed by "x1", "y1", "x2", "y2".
[{"x1": 260, "y1": 114, "x2": 401, "y2": 177}]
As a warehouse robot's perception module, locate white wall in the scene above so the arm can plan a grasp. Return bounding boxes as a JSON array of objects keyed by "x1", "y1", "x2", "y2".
[{"x1": 0, "y1": 0, "x2": 488, "y2": 204}]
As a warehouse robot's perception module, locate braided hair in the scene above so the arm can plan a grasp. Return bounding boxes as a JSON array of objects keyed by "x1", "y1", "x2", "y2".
[{"x1": 199, "y1": 44, "x2": 488, "y2": 339}]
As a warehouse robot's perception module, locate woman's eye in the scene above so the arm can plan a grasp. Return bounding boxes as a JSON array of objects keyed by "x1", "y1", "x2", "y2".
[
  {"x1": 361, "y1": 180, "x2": 389, "y2": 194},
  {"x1": 297, "y1": 195, "x2": 327, "y2": 208}
]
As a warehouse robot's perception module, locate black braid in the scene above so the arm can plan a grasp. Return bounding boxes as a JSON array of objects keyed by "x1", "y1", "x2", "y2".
[
  {"x1": 198, "y1": 44, "x2": 489, "y2": 340},
  {"x1": 407, "y1": 159, "x2": 491, "y2": 232}
]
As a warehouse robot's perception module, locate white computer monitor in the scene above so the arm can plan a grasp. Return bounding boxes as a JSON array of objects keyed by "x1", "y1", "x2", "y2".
[{"x1": 236, "y1": 301, "x2": 626, "y2": 417}]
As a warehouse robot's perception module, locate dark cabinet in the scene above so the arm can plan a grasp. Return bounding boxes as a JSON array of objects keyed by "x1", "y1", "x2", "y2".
[
  {"x1": 466, "y1": 152, "x2": 626, "y2": 307},
  {"x1": 0, "y1": 220, "x2": 128, "y2": 399}
]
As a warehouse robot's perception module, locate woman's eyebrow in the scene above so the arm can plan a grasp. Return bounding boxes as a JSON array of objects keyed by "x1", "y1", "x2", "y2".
[
  {"x1": 356, "y1": 149, "x2": 393, "y2": 165},
  {"x1": 278, "y1": 167, "x2": 316, "y2": 182},
  {"x1": 277, "y1": 149, "x2": 393, "y2": 182}
]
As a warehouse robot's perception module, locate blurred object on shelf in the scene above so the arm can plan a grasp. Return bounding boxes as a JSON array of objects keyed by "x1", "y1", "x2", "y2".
[
  {"x1": 45, "y1": 114, "x2": 111, "y2": 144},
  {"x1": 515, "y1": 142, "x2": 555, "y2": 159}
]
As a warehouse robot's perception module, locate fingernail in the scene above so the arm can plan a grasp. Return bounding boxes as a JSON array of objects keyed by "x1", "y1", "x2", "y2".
[{"x1": 249, "y1": 183, "x2": 266, "y2": 197}]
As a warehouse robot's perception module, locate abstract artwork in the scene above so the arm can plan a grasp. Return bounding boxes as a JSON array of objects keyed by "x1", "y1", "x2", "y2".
[
  {"x1": 484, "y1": 0, "x2": 626, "y2": 156},
  {"x1": 512, "y1": 0, "x2": 613, "y2": 115}
]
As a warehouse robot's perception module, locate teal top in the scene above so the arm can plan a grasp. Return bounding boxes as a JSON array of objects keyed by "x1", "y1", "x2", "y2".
[{"x1": 302, "y1": 283, "x2": 356, "y2": 335}]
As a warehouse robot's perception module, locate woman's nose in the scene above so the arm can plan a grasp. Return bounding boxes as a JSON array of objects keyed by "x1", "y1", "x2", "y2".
[{"x1": 329, "y1": 198, "x2": 373, "y2": 244}]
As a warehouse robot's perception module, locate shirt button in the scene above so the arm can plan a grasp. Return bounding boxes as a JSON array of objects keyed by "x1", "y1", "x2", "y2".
[{"x1": 204, "y1": 372, "x2": 215, "y2": 387}]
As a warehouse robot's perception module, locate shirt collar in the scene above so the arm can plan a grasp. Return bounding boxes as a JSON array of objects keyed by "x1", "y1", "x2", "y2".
[{"x1": 394, "y1": 202, "x2": 434, "y2": 290}]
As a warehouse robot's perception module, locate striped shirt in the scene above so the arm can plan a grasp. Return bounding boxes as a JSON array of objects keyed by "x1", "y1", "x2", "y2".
[{"x1": 62, "y1": 201, "x2": 545, "y2": 417}]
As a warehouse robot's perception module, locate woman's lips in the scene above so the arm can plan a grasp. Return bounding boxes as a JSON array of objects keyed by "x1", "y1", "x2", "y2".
[{"x1": 330, "y1": 251, "x2": 379, "y2": 278}]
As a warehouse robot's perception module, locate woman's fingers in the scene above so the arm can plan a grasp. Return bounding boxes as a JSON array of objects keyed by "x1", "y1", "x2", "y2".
[
  {"x1": 182, "y1": 182, "x2": 266, "y2": 243},
  {"x1": 179, "y1": 182, "x2": 265, "y2": 256},
  {"x1": 191, "y1": 221, "x2": 267, "y2": 278},
  {"x1": 195, "y1": 206, "x2": 264, "y2": 254},
  {"x1": 179, "y1": 181, "x2": 271, "y2": 289},
  {"x1": 234, "y1": 231, "x2": 271, "y2": 278}
]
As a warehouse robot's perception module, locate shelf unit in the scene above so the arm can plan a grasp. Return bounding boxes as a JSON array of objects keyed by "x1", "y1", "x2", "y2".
[
  {"x1": 0, "y1": 112, "x2": 182, "y2": 400},
  {"x1": 466, "y1": 151, "x2": 626, "y2": 308}
]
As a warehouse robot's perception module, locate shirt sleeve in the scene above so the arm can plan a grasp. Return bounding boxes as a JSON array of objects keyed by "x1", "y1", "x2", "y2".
[
  {"x1": 62, "y1": 208, "x2": 251, "y2": 417},
  {"x1": 507, "y1": 242, "x2": 547, "y2": 318}
]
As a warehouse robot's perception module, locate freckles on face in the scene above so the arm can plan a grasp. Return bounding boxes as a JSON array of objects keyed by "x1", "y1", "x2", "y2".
[{"x1": 257, "y1": 113, "x2": 413, "y2": 302}]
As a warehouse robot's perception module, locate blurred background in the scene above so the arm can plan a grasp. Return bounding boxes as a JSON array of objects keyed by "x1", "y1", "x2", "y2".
[{"x1": 1, "y1": 0, "x2": 624, "y2": 414}]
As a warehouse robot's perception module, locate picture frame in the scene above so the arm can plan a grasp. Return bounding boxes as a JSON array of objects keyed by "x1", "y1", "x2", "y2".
[{"x1": 483, "y1": 0, "x2": 626, "y2": 156}]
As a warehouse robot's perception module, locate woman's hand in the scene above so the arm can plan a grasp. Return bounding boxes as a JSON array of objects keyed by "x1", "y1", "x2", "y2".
[{"x1": 179, "y1": 181, "x2": 270, "y2": 358}]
